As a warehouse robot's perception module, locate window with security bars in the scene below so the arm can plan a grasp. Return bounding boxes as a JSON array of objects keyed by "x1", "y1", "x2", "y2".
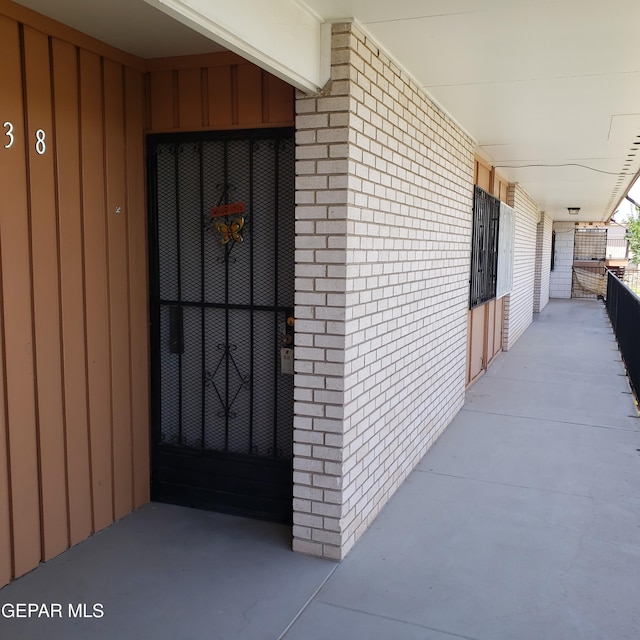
[
  {"x1": 574, "y1": 228, "x2": 607, "y2": 260},
  {"x1": 469, "y1": 186, "x2": 501, "y2": 309}
]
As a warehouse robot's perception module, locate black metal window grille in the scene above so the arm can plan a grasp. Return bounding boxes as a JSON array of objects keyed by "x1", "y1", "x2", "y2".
[{"x1": 469, "y1": 186, "x2": 501, "y2": 309}]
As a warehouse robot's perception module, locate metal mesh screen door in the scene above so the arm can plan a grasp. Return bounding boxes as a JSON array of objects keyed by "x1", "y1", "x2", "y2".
[{"x1": 148, "y1": 129, "x2": 295, "y2": 522}]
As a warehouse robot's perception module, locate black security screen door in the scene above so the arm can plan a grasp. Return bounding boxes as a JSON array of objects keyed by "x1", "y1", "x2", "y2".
[{"x1": 148, "y1": 129, "x2": 295, "y2": 523}]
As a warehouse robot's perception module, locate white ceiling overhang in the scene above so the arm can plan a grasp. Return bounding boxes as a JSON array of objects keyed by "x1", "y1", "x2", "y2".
[
  {"x1": 142, "y1": 0, "x2": 331, "y2": 93},
  {"x1": 10, "y1": 0, "x2": 640, "y2": 222}
]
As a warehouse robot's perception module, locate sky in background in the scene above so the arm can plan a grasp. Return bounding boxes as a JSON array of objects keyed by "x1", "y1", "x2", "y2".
[{"x1": 612, "y1": 177, "x2": 640, "y2": 222}]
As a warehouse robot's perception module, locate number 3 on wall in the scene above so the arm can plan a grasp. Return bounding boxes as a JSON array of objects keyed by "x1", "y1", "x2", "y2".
[{"x1": 3, "y1": 122, "x2": 14, "y2": 149}]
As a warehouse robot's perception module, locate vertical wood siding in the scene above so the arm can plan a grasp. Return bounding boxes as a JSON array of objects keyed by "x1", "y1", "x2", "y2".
[
  {"x1": 0, "y1": 14, "x2": 41, "y2": 581},
  {"x1": 146, "y1": 53, "x2": 295, "y2": 132},
  {"x1": 0, "y1": 14, "x2": 149, "y2": 585}
]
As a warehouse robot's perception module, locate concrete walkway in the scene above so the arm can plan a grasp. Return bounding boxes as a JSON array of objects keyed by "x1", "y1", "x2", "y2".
[{"x1": 1, "y1": 299, "x2": 639, "y2": 639}]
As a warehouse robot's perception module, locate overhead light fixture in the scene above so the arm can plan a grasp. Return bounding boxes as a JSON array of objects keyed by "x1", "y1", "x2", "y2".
[{"x1": 567, "y1": 207, "x2": 580, "y2": 215}]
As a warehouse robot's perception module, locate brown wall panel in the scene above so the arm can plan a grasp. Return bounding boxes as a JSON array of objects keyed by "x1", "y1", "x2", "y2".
[
  {"x1": 178, "y1": 67, "x2": 203, "y2": 129},
  {"x1": 486, "y1": 299, "x2": 496, "y2": 363},
  {"x1": 468, "y1": 306, "x2": 486, "y2": 384},
  {"x1": 495, "y1": 297, "x2": 504, "y2": 356},
  {"x1": 0, "y1": 306, "x2": 10, "y2": 587},
  {"x1": 51, "y1": 38, "x2": 93, "y2": 546},
  {"x1": 23, "y1": 25, "x2": 68, "y2": 562},
  {"x1": 475, "y1": 159, "x2": 491, "y2": 193},
  {"x1": 148, "y1": 56, "x2": 294, "y2": 133},
  {"x1": 79, "y1": 49, "x2": 114, "y2": 532},
  {"x1": 208, "y1": 65, "x2": 233, "y2": 127},
  {"x1": 0, "y1": 15, "x2": 41, "y2": 578},
  {"x1": 0, "y1": 15, "x2": 16, "y2": 588},
  {"x1": 103, "y1": 59, "x2": 134, "y2": 520},
  {"x1": 149, "y1": 70, "x2": 175, "y2": 131},
  {"x1": 0, "y1": 7, "x2": 156, "y2": 588},
  {"x1": 494, "y1": 171, "x2": 509, "y2": 203},
  {"x1": 265, "y1": 73, "x2": 295, "y2": 124},
  {"x1": 237, "y1": 64, "x2": 263, "y2": 125},
  {"x1": 125, "y1": 67, "x2": 151, "y2": 508}
]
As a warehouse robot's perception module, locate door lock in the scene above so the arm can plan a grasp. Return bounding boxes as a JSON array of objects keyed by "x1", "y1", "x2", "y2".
[{"x1": 280, "y1": 314, "x2": 295, "y2": 375}]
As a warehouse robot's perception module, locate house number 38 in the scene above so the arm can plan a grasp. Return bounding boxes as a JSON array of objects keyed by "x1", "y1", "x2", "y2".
[{"x1": 3, "y1": 122, "x2": 47, "y2": 154}]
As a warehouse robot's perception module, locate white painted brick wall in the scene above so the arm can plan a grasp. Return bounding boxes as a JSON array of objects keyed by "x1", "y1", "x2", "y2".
[
  {"x1": 549, "y1": 222, "x2": 575, "y2": 299},
  {"x1": 503, "y1": 184, "x2": 539, "y2": 350},
  {"x1": 534, "y1": 213, "x2": 553, "y2": 312},
  {"x1": 293, "y1": 22, "x2": 475, "y2": 559}
]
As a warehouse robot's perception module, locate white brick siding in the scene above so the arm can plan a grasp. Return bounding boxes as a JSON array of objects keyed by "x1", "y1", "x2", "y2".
[
  {"x1": 534, "y1": 213, "x2": 553, "y2": 312},
  {"x1": 549, "y1": 222, "x2": 575, "y2": 299},
  {"x1": 503, "y1": 184, "x2": 539, "y2": 350},
  {"x1": 293, "y1": 22, "x2": 475, "y2": 559}
]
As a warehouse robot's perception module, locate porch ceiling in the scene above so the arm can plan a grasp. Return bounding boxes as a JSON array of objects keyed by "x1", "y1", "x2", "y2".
[{"x1": 12, "y1": 0, "x2": 640, "y2": 222}]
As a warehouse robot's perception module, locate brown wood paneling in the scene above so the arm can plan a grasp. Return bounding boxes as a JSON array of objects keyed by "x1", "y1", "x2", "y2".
[
  {"x1": 0, "y1": 8, "x2": 156, "y2": 587},
  {"x1": 149, "y1": 69, "x2": 175, "y2": 131},
  {"x1": 494, "y1": 171, "x2": 509, "y2": 203},
  {"x1": 79, "y1": 49, "x2": 114, "y2": 532},
  {"x1": 178, "y1": 67, "x2": 203, "y2": 129},
  {"x1": 124, "y1": 66, "x2": 150, "y2": 508},
  {"x1": 147, "y1": 56, "x2": 295, "y2": 133},
  {"x1": 486, "y1": 299, "x2": 496, "y2": 363},
  {"x1": 0, "y1": 15, "x2": 15, "y2": 588},
  {"x1": 0, "y1": 304, "x2": 10, "y2": 587},
  {"x1": 0, "y1": 15, "x2": 41, "y2": 578},
  {"x1": 494, "y1": 297, "x2": 504, "y2": 356},
  {"x1": 23, "y1": 26, "x2": 68, "y2": 561},
  {"x1": 208, "y1": 65, "x2": 233, "y2": 127},
  {"x1": 237, "y1": 64, "x2": 263, "y2": 125},
  {"x1": 51, "y1": 38, "x2": 93, "y2": 546},
  {"x1": 475, "y1": 159, "x2": 491, "y2": 192},
  {"x1": 468, "y1": 306, "x2": 486, "y2": 384},
  {"x1": 104, "y1": 58, "x2": 134, "y2": 520},
  {"x1": 265, "y1": 73, "x2": 295, "y2": 124}
]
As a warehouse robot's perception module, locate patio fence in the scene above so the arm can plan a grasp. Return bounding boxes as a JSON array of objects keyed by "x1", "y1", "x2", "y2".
[{"x1": 606, "y1": 270, "x2": 640, "y2": 402}]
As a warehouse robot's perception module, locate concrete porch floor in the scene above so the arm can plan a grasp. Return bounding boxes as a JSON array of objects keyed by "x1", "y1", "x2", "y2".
[{"x1": 1, "y1": 299, "x2": 639, "y2": 639}]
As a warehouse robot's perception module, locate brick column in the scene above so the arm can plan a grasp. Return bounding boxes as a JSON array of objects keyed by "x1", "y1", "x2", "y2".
[{"x1": 292, "y1": 26, "x2": 352, "y2": 559}]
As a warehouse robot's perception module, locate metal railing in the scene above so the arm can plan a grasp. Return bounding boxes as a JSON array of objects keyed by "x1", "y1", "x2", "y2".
[{"x1": 606, "y1": 270, "x2": 640, "y2": 402}]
